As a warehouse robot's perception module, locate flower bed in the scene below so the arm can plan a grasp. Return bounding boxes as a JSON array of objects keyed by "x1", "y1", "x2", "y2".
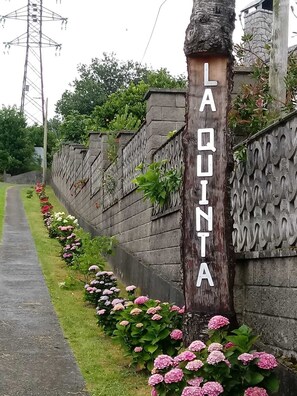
[{"x1": 34, "y1": 183, "x2": 279, "y2": 395}]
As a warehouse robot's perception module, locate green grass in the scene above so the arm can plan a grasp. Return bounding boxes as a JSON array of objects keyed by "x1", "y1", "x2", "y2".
[
  {"x1": 21, "y1": 186, "x2": 149, "y2": 396},
  {"x1": 0, "y1": 182, "x2": 12, "y2": 242}
]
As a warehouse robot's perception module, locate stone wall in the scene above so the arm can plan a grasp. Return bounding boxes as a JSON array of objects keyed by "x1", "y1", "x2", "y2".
[{"x1": 4, "y1": 170, "x2": 42, "y2": 184}]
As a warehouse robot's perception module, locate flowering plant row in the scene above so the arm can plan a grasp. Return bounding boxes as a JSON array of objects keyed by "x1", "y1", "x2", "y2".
[
  {"x1": 34, "y1": 183, "x2": 115, "y2": 274},
  {"x1": 34, "y1": 184, "x2": 279, "y2": 395},
  {"x1": 148, "y1": 316, "x2": 279, "y2": 396},
  {"x1": 85, "y1": 269, "x2": 184, "y2": 371}
]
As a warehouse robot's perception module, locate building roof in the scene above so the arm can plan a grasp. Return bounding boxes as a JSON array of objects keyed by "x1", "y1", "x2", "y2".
[{"x1": 241, "y1": 0, "x2": 272, "y2": 14}]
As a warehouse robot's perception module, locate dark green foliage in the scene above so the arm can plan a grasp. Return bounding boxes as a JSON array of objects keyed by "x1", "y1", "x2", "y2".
[
  {"x1": 0, "y1": 106, "x2": 36, "y2": 175},
  {"x1": 230, "y1": 38, "x2": 297, "y2": 137},
  {"x1": 133, "y1": 161, "x2": 182, "y2": 207},
  {"x1": 55, "y1": 54, "x2": 187, "y2": 144},
  {"x1": 90, "y1": 69, "x2": 187, "y2": 132},
  {"x1": 55, "y1": 53, "x2": 150, "y2": 118},
  {"x1": 58, "y1": 111, "x2": 91, "y2": 144}
]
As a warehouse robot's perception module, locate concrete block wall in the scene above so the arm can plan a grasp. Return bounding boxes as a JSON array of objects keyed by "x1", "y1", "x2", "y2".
[
  {"x1": 51, "y1": 88, "x2": 297, "y2": 366},
  {"x1": 51, "y1": 89, "x2": 187, "y2": 301},
  {"x1": 235, "y1": 256, "x2": 297, "y2": 360}
]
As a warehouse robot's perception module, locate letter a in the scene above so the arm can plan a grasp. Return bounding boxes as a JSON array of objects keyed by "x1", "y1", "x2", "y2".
[
  {"x1": 196, "y1": 263, "x2": 214, "y2": 287},
  {"x1": 199, "y1": 89, "x2": 216, "y2": 112}
]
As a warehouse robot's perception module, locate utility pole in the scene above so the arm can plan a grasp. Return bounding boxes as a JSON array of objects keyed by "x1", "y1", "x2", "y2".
[
  {"x1": 269, "y1": 0, "x2": 290, "y2": 110},
  {"x1": 1, "y1": 1, "x2": 67, "y2": 125},
  {"x1": 181, "y1": 0, "x2": 237, "y2": 344},
  {"x1": 43, "y1": 97, "x2": 48, "y2": 184}
]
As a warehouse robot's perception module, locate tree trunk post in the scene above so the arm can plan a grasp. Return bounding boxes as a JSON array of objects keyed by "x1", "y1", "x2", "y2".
[
  {"x1": 181, "y1": 0, "x2": 237, "y2": 345},
  {"x1": 269, "y1": 0, "x2": 290, "y2": 110}
]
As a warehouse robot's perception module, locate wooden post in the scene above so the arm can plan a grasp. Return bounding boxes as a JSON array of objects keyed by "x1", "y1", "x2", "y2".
[
  {"x1": 269, "y1": 0, "x2": 289, "y2": 110},
  {"x1": 182, "y1": 0, "x2": 237, "y2": 344},
  {"x1": 42, "y1": 98, "x2": 48, "y2": 185}
]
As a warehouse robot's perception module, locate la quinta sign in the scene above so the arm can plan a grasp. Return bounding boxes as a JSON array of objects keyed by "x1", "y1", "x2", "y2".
[
  {"x1": 195, "y1": 62, "x2": 218, "y2": 288},
  {"x1": 181, "y1": 55, "x2": 236, "y2": 339}
]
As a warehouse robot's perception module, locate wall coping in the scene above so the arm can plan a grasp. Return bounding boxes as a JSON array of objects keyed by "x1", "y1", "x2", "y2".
[{"x1": 144, "y1": 88, "x2": 187, "y2": 101}]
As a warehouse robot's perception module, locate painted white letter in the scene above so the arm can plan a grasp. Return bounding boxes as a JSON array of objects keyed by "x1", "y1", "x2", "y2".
[
  {"x1": 204, "y1": 63, "x2": 218, "y2": 87},
  {"x1": 199, "y1": 89, "x2": 216, "y2": 112},
  {"x1": 196, "y1": 262, "x2": 214, "y2": 287},
  {"x1": 197, "y1": 154, "x2": 213, "y2": 177},
  {"x1": 199, "y1": 180, "x2": 208, "y2": 205},
  {"x1": 196, "y1": 207, "x2": 213, "y2": 232},
  {"x1": 197, "y1": 128, "x2": 216, "y2": 152},
  {"x1": 197, "y1": 232, "x2": 209, "y2": 257}
]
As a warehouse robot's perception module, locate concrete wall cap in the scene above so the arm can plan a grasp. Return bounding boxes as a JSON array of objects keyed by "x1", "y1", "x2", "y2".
[{"x1": 144, "y1": 88, "x2": 187, "y2": 101}]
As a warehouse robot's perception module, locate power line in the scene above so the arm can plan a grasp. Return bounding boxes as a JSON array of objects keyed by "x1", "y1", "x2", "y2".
[
  {"x1": 1, "y1": 1, "x2": 67, "y2": 125},
  {"x1": 141, "y1": 0, "x2": 168, "y2": 63}
]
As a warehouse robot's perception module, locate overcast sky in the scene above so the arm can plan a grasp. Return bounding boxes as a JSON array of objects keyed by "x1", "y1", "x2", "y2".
[{"x1": 0, "y1": 0, "x2": 296, "y2": 121}]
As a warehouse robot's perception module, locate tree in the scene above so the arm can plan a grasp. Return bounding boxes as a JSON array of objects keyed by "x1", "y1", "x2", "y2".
[
  {"x1": 58, "y1": 111, "x2": 91, "y2": 144},
  {"x1": 89, "y1": 68, "x2": 187, "y2": 131},
  {"x1": 0, "y1": 106, "x2": 35, "y2": 175},
  {"x1": 181, "y1": 0, "x2": 236, "y2": 344},
  {"x1": 55, "y1": 53, "x2": 150, "y2": 118}
]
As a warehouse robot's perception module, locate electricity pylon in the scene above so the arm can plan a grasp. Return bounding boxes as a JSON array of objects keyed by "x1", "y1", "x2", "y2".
[{"x1": 1, "y1": 1, "x2": 67, "y2": 125}]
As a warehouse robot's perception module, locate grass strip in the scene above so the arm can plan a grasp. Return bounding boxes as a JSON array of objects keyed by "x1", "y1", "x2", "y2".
[
  {"x1": 21, "y1": 186, "x2": 149, "y2": 396},
  {"x1": 0, "y1": 182, "x2": 12, "y2": 242}
]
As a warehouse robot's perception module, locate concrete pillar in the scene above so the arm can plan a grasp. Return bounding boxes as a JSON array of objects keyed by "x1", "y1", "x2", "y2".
[{"x1": 144, "y1": 88, "x2": 186, "y2": 162}]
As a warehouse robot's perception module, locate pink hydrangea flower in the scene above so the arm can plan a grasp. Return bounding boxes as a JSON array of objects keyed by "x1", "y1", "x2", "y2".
[
  {"x1": 151, "y1": 314, "x2": 162, "y2": 321},
  {"x1": 208, "y1": 343, "x2": 223, "y2": 352},
  {"x1": 126, "y1": 285, "x2": 137, "y2": 291},
  {"x1": 224, "y1": 342, "x2": 235, "y2": 349},
  {"x1": 170, "y1": 305, "x2": 181, "y2": 312},
  {"x1": 254, "y1": 353, "x2": 278, "y2": 370},
  {"x1": 170, "y1": 329, "x2": 183, "y2": 340},
  {"x1": 208, "y1": 315, "x2": 230, "y2": 330},
  {"x1": 119, "y1": 320, "x2": 129, "y2": 326},
  {"x1": 130, "y1": 308, "x2": 142, "y2": 315},
  {"x1": 185, "y1": 359, "x2": 204, "y2": 371},
  {"x1": 175, "y1": 351, "x2": 196, "y2": 363},
  {"x1": 188, "y1": 378, "x2": 203, "y2": 387},
  {"x1": 154, "y1": 355, "x2": 174, "y2": 370},
  {"x1": 103, "y1": 289, "x2": 113, "y2": 295},
  {"x1": 134, "y1": 346, "x2": 143, "y2": 353},
  {"x1": 188, "y1": 340, "x2": 206, "y2": 352},
  {"x1": 179, "y1": 306, "x2": 185, "y2": 314},
  {"x1": 151, "y1": 388, "x2": 158, "y2": 396},
  {"x1": 244, "y1": 387, "x2": 269, "y2": 396},
  {"x1": 206, "y1": 351, "x2": 226, "y2": 365},
  {"x1": 134, "y1": 296, "x2": 149, "y2": 304},
  {"x1": 96, "y1": 309, "x2": 106, "y2": 315},
  {"x1": 148, "y1": 374, "x2": 164, "y2": 386},
  {"x1": 238, "y1": 353, "x2": 256, "y2": 365},
  {"x1": 147, "y1": 307, "x2": 161, "y2": 315},
  {"x1": 202, "y1": 381, "x2": 224, "y2": 396},
  {"x1": 164, "y1": 368, "x2": 184, "y2": 383},
  {"x1": 182, "y1": 387, "x2": 203, "y2": 396},
  {"x1": 113, "y1": 303, "x2": 125, "y2": 311},
  {"x1": 111, "y1": 298, "x2": 123, "y2": 306}
]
